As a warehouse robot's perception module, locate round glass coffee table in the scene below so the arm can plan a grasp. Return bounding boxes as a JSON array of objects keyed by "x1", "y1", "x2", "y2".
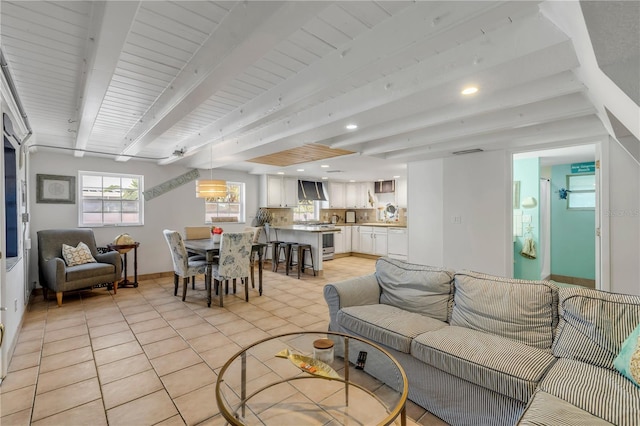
[{"x1": 215, "y1": 331, "x2": 408, "y2": 425}]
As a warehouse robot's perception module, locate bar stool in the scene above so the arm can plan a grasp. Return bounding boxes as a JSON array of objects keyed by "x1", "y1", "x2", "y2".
[
  {"x1": 276, "y1": 242, "x2": 295, "y2": 273},
  {"x1": 287, "y1": 243, "x2": 316, "y2": 279}
]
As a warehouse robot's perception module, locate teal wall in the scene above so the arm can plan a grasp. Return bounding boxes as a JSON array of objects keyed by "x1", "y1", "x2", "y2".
[
  {"x1": 513, "y1": 158, "x2": 540, "y2": 280},
  {"x1": 550, "y1": 164, "x2": 595, "y2": 279}
]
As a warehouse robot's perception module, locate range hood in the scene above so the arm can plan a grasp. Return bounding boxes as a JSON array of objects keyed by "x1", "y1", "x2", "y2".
[{"x1": 298, "y1": 180, "x2": 327, "y2": 201}]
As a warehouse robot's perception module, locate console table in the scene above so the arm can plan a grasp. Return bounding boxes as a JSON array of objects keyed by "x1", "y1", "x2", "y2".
[{"x1": 107, "y1": 242, "x2": 140, "y2": 288}]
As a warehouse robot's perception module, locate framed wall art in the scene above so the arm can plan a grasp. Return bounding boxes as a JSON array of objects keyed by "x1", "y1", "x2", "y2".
[{"x1": 36, "y1": 174, "x2": 76, "y2": 204}]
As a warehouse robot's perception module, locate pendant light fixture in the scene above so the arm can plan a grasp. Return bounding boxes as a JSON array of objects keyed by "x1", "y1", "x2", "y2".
[{"x1": 196, "y1": 144, "x2": 226, "y2": 199}]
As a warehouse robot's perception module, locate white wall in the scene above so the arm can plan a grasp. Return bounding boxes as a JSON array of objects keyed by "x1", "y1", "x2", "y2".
[
  {"x1": 607, "y1": 138, "x2": 640, "y2": 295},
  {"x1": 442, "y1": 151, "x2": 510, "y2": 275},
  {"x1": 28, "y1": 152, "x2": 260, "y2": 286},
  {"x1": 407, "y1": 151, "x2": 510, "y2": 275},
  {"x1": 407, "y1": 159, "x2": 444, "y2": 266}
]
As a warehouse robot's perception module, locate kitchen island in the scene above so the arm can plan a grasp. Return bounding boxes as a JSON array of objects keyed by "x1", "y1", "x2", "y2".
[{"x1": 270, "y1": 225, "x2": 341, "y2": 275}]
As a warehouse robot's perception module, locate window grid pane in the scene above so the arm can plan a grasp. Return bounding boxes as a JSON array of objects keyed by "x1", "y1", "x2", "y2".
[
  {"x1": 79, "y1": 172, "x2": 143, "y2": 227},
  {"x1": 205, "y1": 182, "x2": 245, "y2": 223},
  {"x1": 567, "y1": 174, "x2": 595, "y2": 210}
]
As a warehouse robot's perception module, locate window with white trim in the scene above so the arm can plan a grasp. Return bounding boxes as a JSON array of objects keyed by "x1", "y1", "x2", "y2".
[
  {"x1": 79, "y1": 171, "x2": 144, "y2": 226},
  {"x1": 205, "y1": 181, "x2": 245, "y2": 223},
  {"x1": 567, "y1": 173, "x2": 595, "y2": 210}
]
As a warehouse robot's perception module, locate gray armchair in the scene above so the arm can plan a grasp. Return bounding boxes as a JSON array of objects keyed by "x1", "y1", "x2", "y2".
[{"x1": 37, "y1": 229, "x2": 122, "y2": 306}]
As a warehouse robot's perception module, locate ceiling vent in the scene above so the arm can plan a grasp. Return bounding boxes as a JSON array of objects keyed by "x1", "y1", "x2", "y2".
[
  {"x1": 326, "y1": 170, "x2": 344, "y2": 173},
  {"x1": 452, "y1": 148, "x2": 484, "y2": 155}
]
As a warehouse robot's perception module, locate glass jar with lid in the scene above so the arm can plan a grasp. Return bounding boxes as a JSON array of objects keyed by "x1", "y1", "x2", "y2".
[{"x1": 313, "y1": 338, "x2": 334, "y2": 364}]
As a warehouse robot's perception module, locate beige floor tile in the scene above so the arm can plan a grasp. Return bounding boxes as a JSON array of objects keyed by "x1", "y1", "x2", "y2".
[
  {"x1": 11, "y1": 339, "x2": 43, "y2": 356},
  {"x1": 161, "y1": 307, "x2": 194, "y2": 321},
  {"x1": 0, "y1": 385, "x2": 36, "y2": 416},
  {"x1": 94, "y1": 340, "x2": 144, "y2": 366},
  {"x1": 168, "y1": 315, "x2": 206, "y2": 329},
  {"x1": 226, "y1": 328, "x2": 271, "y2": 348},
  {"x1": 187, "y1": 332, "x2": 233, "y2": 353},
  {"x1": 124, "y1": 309, "x2": 162, "y2": 324},
  {"x1": 102, "y1": 369, "x2": 164, "y2": 409},
  {"x1": 7, "y1": 352, "x2": 40, "y2": 373},
  {"x1": 215, "y1": 318, "x2": 254, "y2": 336},
  {"x1": 176, "y1": 323, "x2": 217, "y2": 340},
  {"x1": 135, "y1": 326, "x2": 178, "y2": 345},
  {"x1": 17, "y1": 328, "x2": 44, "y2": 343},
  {"x1": 88, "y1": 320, "x2": 130, "y2": 338},
  {"x1": 91, "y1": 329, "x2": 136, "y2": 351},
  {"x1": 31, "y1": 399, "x2": 107, "y2": 426},
  {"x1": 119, "y1": 303, "x2": 155, "y2": 316},
  {"x1": 129, "y1": 317, "x2": 169, "y2": 333},
  {"x1": 143, "y1": 335, "x2": 190, "y2": 359},
  {"x1": 44, "y1": 316, "x2": 86, "y2": 332},
  {"x1": 203, "y1": 312, "x2": 241, "y2": 326},
  {"x1": 41, "y1": 334, "x2": 90, "y2": 357},
  {"x1": 42, "y1": 324, "x2": 88, "y2": 344},
  {"x1": 97, "y1": 353, "x2": 153, "y2": 384},
  {"x1": 150, "y1": 348, "x2": 202, "y2": 377},
  {"x1": 86, "y1": 313, "x2": 126, "y2": 329},
  {"x1": 0, "y1": 366, "x2": 38, "y2": 394},
  {"x1": 36, "y1": 360, "x2": 97, "y2": 394},
  {"x1": 154, "y1": 414, "x2": 187, "y2": 426},
  {"x1": 254, "y1": 316, "x2": 290, "y2": 331},
  {"x1": 199, "y1": 343, "x2": 243, "y2": 370},
  {"x1": 161, "y1": 363, "x2": 216, "y2": 399},
  {"x1": 32, "y1": 378, "x2": 101, "y2": 421},
  {"x1": 173, "y1": 384, "x2": 219, "y2": 426},
  {"x1": 0, "y1": 407, "x2": 32, "y2": 426},
  {"x1": 39, "y1": 346, "x2": 93, "y2": 374},
  {"x1": 106, "y1": 389, "x2": 178, "y2": 426}
]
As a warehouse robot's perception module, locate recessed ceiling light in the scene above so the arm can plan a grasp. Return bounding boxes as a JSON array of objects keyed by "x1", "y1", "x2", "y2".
[
  {"x1": 322, "y1": 176, "x2": 328, "y2": 180},
  {"x1": 393, "y1": 175, "x2": 400, "y2": 179},
  {"x1": 277, "y1": 171, "x2": 285, "y2": 175},
  {"x1": 378, "y1": 179, "x2": 384, "y2": 182},
  {"x1": 349, "y1": 180, "x2": 356, "y2": 183},
  {"x1": 296, "y1": 168, "x2": 304, "y2": 172},
  {"x1": 321, "y1": 164, "x2": 330, "y2": 168},
  {"x1": 345, "y1": 123, "x2": 358, "y2": 130},
  {"x1": 461, "y1": 86, "x2": 478, "y2": 95}
]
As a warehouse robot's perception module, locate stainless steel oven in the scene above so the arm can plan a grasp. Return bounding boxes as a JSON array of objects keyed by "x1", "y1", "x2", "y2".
[{"x1": 322, "y1": 232, "x2": 334, "y2": 260}]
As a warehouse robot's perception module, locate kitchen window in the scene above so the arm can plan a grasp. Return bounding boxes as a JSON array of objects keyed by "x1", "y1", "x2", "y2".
[
  {"x1": 205, "y1": 181, "x2": 245, "y2": 223},
  {"x1": 293, "y1": 199, "x2": 317, "y2": 222},
  {"x1": 78, "y1": 171, "x2": 144, "y2": 226}
]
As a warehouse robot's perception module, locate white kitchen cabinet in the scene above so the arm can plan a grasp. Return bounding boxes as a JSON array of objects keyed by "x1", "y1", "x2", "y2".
[
  {"x1": 387, "y1": 227, "x2": 408, "y2": 260},
  {"x1": 335, "y1": 226, "x2": 345, "y2": 254},
  {"x1": 343, "y1": 226, "x2": 352, "y2": 253},
  {"x1": 266, "y1": 175, "x2": 298, "y2": 207},
  {"x1": 351, "y1": 226, "x2": 361, "y2": 252},
  {"x1": 395, "y1": 178, "x2": 407, "y2": 208},
  {"x1": 373, "y1": 227, "x2": 388, "y2": 256},
  {"x1": 329, "y1": 182, "x2": 345, "y2": 208},
  {"x1": 282, "y1": 177, "x2": 299, "y2": 207},
  {"x1": 345, "y1": 182, "x2": 375, "y2": 209},
  {"x1": 359, "y1": 226, "x2": 374, "y2": 254}
]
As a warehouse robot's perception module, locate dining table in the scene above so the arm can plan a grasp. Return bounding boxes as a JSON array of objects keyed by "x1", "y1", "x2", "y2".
[{"x1": 183, "y1": 239, "x2": 267, "y2": 307}]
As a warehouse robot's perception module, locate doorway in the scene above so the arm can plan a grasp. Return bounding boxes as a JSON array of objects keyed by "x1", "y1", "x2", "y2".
[{"x1": 513, "y1": 145, "x2": 598, "y2": 288}]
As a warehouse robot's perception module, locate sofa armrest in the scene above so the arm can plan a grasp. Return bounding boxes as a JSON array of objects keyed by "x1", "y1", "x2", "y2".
[
  {"x1": 324, "y1": 274, "x2": 380, "y2": 330},
  {"x1": 95, "y1": 250, "x2": 123, "y2": 277},
  {"x1": 42, "y1": 258, "x2": 67, "y2": 291}
]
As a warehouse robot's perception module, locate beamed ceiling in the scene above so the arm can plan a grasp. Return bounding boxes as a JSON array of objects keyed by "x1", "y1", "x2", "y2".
[{"x1": 1, "y1": 1, "x2": 638, "y2": 182}]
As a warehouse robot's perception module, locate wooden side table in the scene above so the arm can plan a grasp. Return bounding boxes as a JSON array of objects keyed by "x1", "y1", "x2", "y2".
[{"x1": 107, "y1": 242, "x2": 140, "y2": 288}]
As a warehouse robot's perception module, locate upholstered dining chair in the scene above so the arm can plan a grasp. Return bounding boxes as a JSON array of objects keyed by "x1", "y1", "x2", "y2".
[
  {"x1": 212, "y1": 231, "x2": 253, "y2": 306},
  {"x1": 163, "y1": 230, "x2": 208, "y2": 301},
  {"x1": 244, "y1": 226, "x2": 262, "y2": 290},
  {"x1": 183, "y1": 226, "x2": 211, "y2": 289}
]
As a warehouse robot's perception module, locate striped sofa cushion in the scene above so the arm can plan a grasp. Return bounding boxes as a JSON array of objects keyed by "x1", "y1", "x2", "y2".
[
  {"x1": 451, "y1": 271, "x2": 559, "y2": 350},
  {"x1": 537, "y1": 358, "x2": 640, "y2": 425},
  {"x1": 518, "y1": 390, "x2": 614, "y2": 425},
  {"x1": 411, "y1": 327, "x2": 556, "y2": 403},
  {"x1": 375, "y1": 257, "x2": 455, "y2": 322},
  {"x1": 336, "y1": 304, "x2": 448, "y2": 353},
  {"x1": 553, "y1": 287, "x2": 640, "y2": 370}
]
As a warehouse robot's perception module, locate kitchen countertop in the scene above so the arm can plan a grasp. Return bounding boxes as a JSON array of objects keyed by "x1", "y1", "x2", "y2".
[
  {"x1": 337, "y1": 223, "x2": 406, "y2": 228},
  {"x1": 273, "y1": 225, "x2": 341, "y2": 232}
]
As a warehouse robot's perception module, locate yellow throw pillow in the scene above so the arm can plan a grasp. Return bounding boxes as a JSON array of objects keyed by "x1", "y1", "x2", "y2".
[{"x1": 62, "y1": 242, "x2": 97, "y2": 267}]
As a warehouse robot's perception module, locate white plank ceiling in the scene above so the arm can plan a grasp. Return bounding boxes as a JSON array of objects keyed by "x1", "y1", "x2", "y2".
[{"x1": 1, "y1": 0, "x2": 628, "y2": 181}]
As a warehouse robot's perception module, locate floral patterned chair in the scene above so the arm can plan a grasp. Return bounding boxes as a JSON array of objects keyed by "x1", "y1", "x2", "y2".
[
  {"x1": 214, "y1": 231, "x2": 254, "y2": 306},
  {"x1": 163, "y1": 230, "x2": 208, "y2": 301}
]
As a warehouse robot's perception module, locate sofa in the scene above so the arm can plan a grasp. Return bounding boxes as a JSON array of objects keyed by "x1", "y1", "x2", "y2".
[{"x1": 324, "y1": 257, "x2": 640, "y2": 425}]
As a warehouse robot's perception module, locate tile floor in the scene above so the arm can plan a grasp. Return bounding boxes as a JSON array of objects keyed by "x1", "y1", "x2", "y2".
[{"x1": 1, "y1": 256, "x2": 448, "y2": 425}]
